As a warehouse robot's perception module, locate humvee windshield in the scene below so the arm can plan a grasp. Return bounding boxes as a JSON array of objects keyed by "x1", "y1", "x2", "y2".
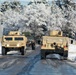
[
  {"x1": 15, "y1": 37, "x2": 23, "y2": 41},
  {"x1": 5, "y1": 37, "x2": 12, "y2": 41}
]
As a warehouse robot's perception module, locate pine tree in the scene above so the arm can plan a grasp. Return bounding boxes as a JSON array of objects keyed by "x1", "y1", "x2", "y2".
[
  {"x1": 0, "y1": 1, "x2": 22, "y2": 12},
  {"x1": 56, "y1": 0, "x2": 75, "y2": 9}
]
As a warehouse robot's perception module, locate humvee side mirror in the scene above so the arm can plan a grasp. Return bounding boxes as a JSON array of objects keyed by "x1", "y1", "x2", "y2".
[
  {"x1": 41, "y1": 41, "x2": 42, "y2": 45},
  {"x1": 71, "y1": 40, "x2": 73, "y2": 44}
]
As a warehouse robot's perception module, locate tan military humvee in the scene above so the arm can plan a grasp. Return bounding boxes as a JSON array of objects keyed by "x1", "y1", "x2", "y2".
[
  {"x1": 1, "y1": 31, "x2": 27, "y2": 55},
  {"x1": 0, "y1": 38, "x2": 2, "y2": 42},
  {"x1": 41, "y1": 30, "x2": 69, "y2": 59}
]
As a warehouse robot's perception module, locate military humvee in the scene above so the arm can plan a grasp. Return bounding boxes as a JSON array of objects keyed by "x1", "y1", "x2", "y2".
[
  {"x1": 1, "y1": 31, "x2": 27, "y2": 55},
  {"x1": 41, "y1": 30, "x2": 69, "y2": 59}
]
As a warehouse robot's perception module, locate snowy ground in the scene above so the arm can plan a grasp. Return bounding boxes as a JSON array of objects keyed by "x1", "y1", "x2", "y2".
[
  {"x1": 19, "y1": 51, "x2": 76, "y2": 75},
  {"x1": 68, "y1": 44, "x2": 76, "y2": 61},
  {"x1": 27, "y1": 59, "x2": 76, "y2": 75},
  {"x1": 0, "y1": 44, "x2": 40, "y2": 75},
  {"x1": 0, "y1": 43, "x2": 76, "y2": 75},
  {"x1": 0, "y1": 42, "x2": 2, "y2": 55}
]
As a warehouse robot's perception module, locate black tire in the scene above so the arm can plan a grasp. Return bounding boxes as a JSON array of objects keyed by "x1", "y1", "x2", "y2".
[
  {"x1": 20, "y1": 47, "x2": 25, "y2": 55},
  {"x1": 41, "y1": 50, "x2": 46, "y2": 59},
  {"x1": 2, "y1": 47, "x2": 7, "y2": 55},
  {"x1": 59, "y1": 53, "x2": 63, "y2": 56},
  {"x1": 63, "y1": 51, "x2": 68, "y2": 60}
]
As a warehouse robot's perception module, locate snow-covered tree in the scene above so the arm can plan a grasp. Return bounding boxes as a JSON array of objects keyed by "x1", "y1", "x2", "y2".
[
  {"x1": 0, "y1": 12, "x2": 3, "y2": 25},
  {"x1": 3, "y1": 9, "x2": 28, "y2": 28},
  {"x1": 0, "y1": 1, "x2": 22, "y2": 12},
  {"x1": 0, "y1": 0, "x2": 76, "y2": 38},
  {"x1": 23, "y1": 3, "x2": 50, "y2": 35},
  {"x1": 60, "y1": 1, "x2": 76, "y2": 38}
]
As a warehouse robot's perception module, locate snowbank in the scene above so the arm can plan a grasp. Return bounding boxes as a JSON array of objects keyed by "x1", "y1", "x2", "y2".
[
  {"x1": 0, "y1": 42, "x2": 2, "y2": 55},
  {"x1": 68, "y1": 44, "x2": 76, "y2": 61}
]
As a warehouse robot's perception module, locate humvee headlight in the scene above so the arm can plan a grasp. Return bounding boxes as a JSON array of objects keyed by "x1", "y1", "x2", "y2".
[
  {"x1": 7, "y1": 44, "x2": 9, "y2": 47},
  {"x1": 17, "y1": 44, "x2": 20, "y2": 47}
]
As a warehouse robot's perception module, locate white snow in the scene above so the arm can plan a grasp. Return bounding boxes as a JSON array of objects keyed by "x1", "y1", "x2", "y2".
[
  {"x1": 7, "y1": 51, "x2": 20, "y2": 55},
  {"x1": 68, "y1": 44, "x2": 76, "y2": 61},
  {"x1": 0, "y1": 0, "x2": 76, "y2": 35},
  {"x1": 0, "y1": 42, "x2": 2, "y2": 55}
]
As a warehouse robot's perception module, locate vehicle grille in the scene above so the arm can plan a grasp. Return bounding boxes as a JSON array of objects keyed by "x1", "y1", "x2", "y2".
[{"x1": 10, "y1": 43, "x2": 17, "y2": 46}]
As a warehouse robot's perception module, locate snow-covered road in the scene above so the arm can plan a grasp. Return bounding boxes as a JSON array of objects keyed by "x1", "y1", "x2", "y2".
[
  {"x1": 0, "y1": 44, "x2": 76, "y2": 75},
  {"x1": 27, "y1": 59, "x2": 76, "y2": 75},
  {"x1": 19, "y1": 53, "x2": 76, "y2": 75},
  {"x1": 0, "y1": 45, "x2": 40, "y2": 75},
  {"x1": 18, "y1": 44, "x2": 76, "y2": 75}
]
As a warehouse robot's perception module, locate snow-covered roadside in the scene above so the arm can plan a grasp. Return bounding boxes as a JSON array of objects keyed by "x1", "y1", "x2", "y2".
[
  {"x1": 68, "y1": 44, "x2": 76, "y2": 61},
  {"x1": 0, "y1": 42, "x2": 2, "y2": 55},
  {"x1": 66, "y1": 44, "x2": 76, "y2": 68}
]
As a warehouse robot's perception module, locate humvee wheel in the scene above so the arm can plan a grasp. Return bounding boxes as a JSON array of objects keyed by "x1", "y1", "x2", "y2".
[
  {"x1": 20, "y1": 47, "x2": 24, "y2": 55},
  {"x1": 2, "y1": 47, "x2": 7, "y2": 55},
  {"x1": 41, "y1": 50, "x2": 46, "y2": 59},
  {"x1": 63, "y1": 51, "x2": 68, "y2": 60}
]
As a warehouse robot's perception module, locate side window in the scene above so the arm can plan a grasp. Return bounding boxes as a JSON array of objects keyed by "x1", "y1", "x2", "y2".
[
  {"x1": 71, "y1": 40, "x2": 73, "y2": 44},
  {"x1": 58, "y1": 31, "x2": 61, "y2": 35}
]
